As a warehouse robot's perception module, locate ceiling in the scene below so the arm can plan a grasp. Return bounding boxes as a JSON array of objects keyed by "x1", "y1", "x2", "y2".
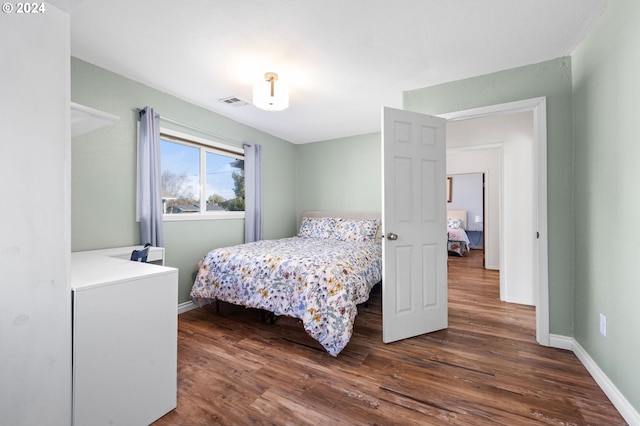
[{"x1": 70, "y1": 0, "x2": 608, "y2": 144}]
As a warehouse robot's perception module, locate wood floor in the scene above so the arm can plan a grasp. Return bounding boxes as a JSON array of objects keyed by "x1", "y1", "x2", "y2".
[{"x1": 153, "y1": 250, "x2": 626, "y2": 425}]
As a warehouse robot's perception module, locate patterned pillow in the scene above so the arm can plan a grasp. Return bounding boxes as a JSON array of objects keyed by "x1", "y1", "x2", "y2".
[
  {"x1": 333, "y1": 218, "x2": 381, "y2": 242},
  {"x1": 447, "y1": 218, "x2": 463, "y2": 229},
  {"x1": 298, "y1": 217, "x2": 336, "y2": 239}
]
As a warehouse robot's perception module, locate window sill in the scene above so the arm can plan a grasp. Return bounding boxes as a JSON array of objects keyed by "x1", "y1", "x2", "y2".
[{"x1": 162, "y1": 212, "x2": 245, "y2": 222}]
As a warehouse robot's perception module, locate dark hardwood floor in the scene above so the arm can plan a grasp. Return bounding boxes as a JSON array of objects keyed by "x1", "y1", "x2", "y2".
[{"x1": 153, "y1": 250, "x2": 626, "y2": 425}]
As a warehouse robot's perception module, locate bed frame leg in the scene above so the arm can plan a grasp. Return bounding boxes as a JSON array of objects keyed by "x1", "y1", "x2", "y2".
[
  {"x1": 261, "y1": 311, "x2": 277, "y2": 324},
  {"x1": 362, "y1": 281, "x2": 381, "y2": 308}
]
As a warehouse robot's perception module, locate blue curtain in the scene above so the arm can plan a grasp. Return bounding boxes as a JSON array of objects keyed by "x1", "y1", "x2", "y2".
[
  {"x1": 138, "y1": 107, "x2": 164, "y2": 247},
  {"x1": 243, "y1": 143, "x2": 263, "y2": 243}
]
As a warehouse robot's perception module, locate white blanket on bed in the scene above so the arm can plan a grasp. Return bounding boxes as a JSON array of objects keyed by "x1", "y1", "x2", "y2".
[{"x1": 447, "y1": 227, "x2": 471, "y2": 245}]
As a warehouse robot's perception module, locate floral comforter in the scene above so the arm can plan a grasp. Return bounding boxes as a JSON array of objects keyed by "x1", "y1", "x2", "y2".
[
  {"x1": 190, "y1": 237, "x2": 382, "y2": 356},
  {"x1": 447, "y1": 227, "x2": 471, "y2": 256}
]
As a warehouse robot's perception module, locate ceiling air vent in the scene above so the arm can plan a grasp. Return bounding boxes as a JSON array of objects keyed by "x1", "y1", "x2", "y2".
[{"x1": 218, "y1": 96, "x2": 249, "y2": 107}]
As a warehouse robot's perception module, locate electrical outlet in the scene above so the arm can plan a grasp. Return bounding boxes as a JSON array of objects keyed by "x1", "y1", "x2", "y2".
[{"x1": 600, "y1": 313, "x2": 607, "y2": 337}]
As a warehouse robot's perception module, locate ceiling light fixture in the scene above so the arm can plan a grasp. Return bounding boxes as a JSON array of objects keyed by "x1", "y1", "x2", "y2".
[{"x1": 253, "y1": 72, "x2": 289, "y2": 111}]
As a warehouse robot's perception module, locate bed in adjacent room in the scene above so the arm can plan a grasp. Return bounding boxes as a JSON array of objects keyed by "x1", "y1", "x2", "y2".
[
  {"x1": 190, "y1": 212, "x2": 382, "y2": 356},
  {"x1": 447, "y1": 209, "x2": 471, "y2": 256}
]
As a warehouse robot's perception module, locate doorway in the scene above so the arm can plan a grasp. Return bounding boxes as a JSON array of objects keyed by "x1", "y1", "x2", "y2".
[
  {"x1": 446, "y1": 172, "x2": 485, "y2": 252},
  {"x1": 440, "y1": 97, "x2": 549, "y2": 346}
]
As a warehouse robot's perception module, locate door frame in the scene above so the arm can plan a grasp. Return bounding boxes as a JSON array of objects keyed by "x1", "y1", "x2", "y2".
[{"x1": 439, "y1": 96, "x2": 549, "y2": 346}]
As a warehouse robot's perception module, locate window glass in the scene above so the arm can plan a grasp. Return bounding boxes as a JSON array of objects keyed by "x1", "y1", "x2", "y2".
[
  {"x1": 206, "y1": 153, "x2": 244, "y2": 212},
  {"x1": 160, "y1": 139, "x2": 200, "y2": 214},
  {"x1": 153, "y1": 129, "x2": 245, "y2": 219}
]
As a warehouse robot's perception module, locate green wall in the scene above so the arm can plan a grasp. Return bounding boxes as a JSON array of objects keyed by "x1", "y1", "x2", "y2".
[
  {"x1": 71, "y1": 58, "x2": 297, "y2": 304},
  {"x1": 295, "y1": 132, "x2": 381, "y2": 221},
  {"x1": 403, "y1": 57, "x2": 575, "y2": 337},
  {"x1": 572, "y1": 0, "x2": 640, "y2": 410}
]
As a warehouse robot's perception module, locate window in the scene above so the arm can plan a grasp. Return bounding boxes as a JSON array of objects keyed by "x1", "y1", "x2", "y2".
[{"x1": 157, "y1": 128, "x2": 244, "y2": 220}]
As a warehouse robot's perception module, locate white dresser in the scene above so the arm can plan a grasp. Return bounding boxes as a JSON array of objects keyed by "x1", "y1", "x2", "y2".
[{"x1": 71, "y1": 247, "x2": 178, "y2": 425}]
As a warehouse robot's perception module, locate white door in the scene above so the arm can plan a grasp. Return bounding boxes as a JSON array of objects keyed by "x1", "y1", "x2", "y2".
[{"x1": 382, "y1": 107, "x2": 448, "y2": 343}]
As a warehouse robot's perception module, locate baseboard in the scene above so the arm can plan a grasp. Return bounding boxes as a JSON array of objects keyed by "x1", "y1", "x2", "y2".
[
  {"x1": 549, "y1": 333, "x2": 573, "y2": 350},
  {"x1": 177, "y1": 300, "x2": 197, "y2": 314},
  {"x1": 550, "y1": 334, "x2": 640, "y2": 425},
  {"x1": 503, "y1": 296, "x2": 535, "y2": 306}
]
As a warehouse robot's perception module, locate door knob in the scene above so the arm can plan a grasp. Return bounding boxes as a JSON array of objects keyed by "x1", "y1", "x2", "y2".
[{"x1": 386, "y1": 232, "x2": 398, "y2": 240}]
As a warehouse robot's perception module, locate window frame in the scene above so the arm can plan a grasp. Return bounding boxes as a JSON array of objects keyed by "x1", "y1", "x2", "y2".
[{"x1": 138, "y1": 126, "x2": 246, "y2": 222}]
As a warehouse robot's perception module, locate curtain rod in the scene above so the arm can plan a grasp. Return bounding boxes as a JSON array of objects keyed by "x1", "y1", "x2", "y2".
[{"x1": 135, "y1": 108, "x2": 244, "y2": 146}]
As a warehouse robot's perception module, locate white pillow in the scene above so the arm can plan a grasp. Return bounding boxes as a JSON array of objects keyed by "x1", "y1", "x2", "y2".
[{"x1": 447, "y1": 218, "x2": 463, "y2": 229}]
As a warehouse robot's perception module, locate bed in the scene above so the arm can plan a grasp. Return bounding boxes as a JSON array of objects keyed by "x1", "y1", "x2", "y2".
[
  {"x1": 190, "y1": 212, "x2": 382, "y2": 356},
  {"x1": 447, "y1": 209, "x2": 471, "y2": 256}
]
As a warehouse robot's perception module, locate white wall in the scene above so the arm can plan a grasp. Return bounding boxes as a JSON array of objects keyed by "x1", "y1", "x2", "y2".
[
  {"x1": 0, "y1": 5, "x2": 72, "y2": 425},
  {"x1": 447, "y1": 111, "x2": 535, "y2": 305}
]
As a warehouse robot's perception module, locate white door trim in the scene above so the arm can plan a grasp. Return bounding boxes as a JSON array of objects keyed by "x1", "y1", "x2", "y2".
[{"x1": 439, "y1": 97, "x2": 549, "y2": 346}]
